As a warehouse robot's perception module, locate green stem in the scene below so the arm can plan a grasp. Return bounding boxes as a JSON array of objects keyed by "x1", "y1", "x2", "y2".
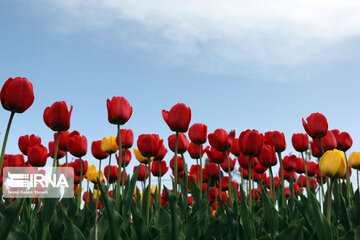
[
  {"x1": 301, "y1": 151, "x2": 311, "y2": 197},
  {"x1": 54, "y1": 131, "x2": 60, "y2": 167},
  {"x1": 319, "y1": 138, "x2": 325, "y2": 155},
  {"x1": 158, "y1": 160, "x2": 161, "y2": 209},
  {"x1": 106, "y1": 154, "x2": 112, "y2": 189},
  {"x1": 269, "y1": 167, "x2": 275, "y2": 206},
  {"x1": 77, "y1": 158, "x2": 83, "y2": 209},
  {"x1": 122, "y1": 149, "x2": 126, "y2": 194},
  {"x1": 277, "y1": 152, "x2": 286, "y2": 206},
  {"x1": 357, "y1": 170, "x2": 359, "y2": 192},
  {"x1": 218, "y1": 163, "x2": 222, "y2": 199},
  {"x1": 95, "y1": 160, "x2": 102, "y2": 210},
  {"x1": 327, "y1": 178, "x2": 334, "y2": 224},
  {"x1": 0, "y1": 111, "x2": 15, "y2": 170},
  {"x1": 225, "y1": 151, "x2": 232, "y2": 203},
  {"x1": 174, "y1": 132, "x2": 179, "y2": 195},
  {"x1": 344, "y1": 153, "x2": 353, "y2": 204},
  {"x1": 241, "y1": 167, "x2": 244, "y2": 190},
  {"x1": 116, "y1": 124, "x2": 123, "y2": 212},
  {"x1": 248, "y1": 156, "x2": 252, "y2": 210},
  {"x1": 41, "y1": 223, "x2": 49, "y2": 240},
  {"x1": 199, "y1": 144, "x2": 203, "y2": 198},
  {"x1": 147, "y1": 160, "x2": 151, "y2": 226}
]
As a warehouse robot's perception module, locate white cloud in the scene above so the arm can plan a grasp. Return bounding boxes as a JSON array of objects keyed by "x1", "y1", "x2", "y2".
[{"x1": 25, "y1": 0, "x2": 360, "y2": 75}]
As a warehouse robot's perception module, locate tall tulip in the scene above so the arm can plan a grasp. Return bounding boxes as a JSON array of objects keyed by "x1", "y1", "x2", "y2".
[
  {"x1": 291, "y1": 133, "x2": 309, "y2": 153},
  {"x1": 302, "y1": 112, "x2": 328, "y2": 139},
  {"x1": 0, "y1": 77, "x2": 34, "y2": 171},
  {"x1": 18, "y1": 134, "x2": 41, "y2": 156},
  {"x1": 27, "y1": 144, "x2": 48, "y2": 167}
]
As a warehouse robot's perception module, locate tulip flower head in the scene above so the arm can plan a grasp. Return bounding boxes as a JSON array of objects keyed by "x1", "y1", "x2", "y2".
[
  {"x1": 162, "y1": 103, "x2": 191, "y2": 133},
  {"x1": 18, "y1": 134, "x2": 42, "y2": 156},
  {"x1": 101, "y1": 135, "x2": 118, "y2": 154},
  {"x1": 291, "y1": 133, "x2": 309, "y2": 152},
  {"x1": 319, "y1": 149, "x2": 346, "y2": 178},
  {"x1": 188, "y1": 123, "x2": 207, "y2": 144},
  {"x1": 264, "y1": 131, "x2": 286, "y2": 153},
  {"x1": 134, "y1": 148, "x2": 153, "y2": 164},
  {"x1": 91, "y1": 140, "x2": 109, "y2": 160},
  {"x1": 208, "y1": 129, "x2": 235, "y2": 152},
  {"x1": 348, "y1": 152, "x2": 360, "y2": 170},
  {"x1": 302, "y1": 112, "x2": 328, "y2": 139},
  {"x1": 106, "y1": 96, "x2": 133, "y2": 125},
  {"x1": 0, "y1": 77, "x2": 34, "y2": 113},
  {"x1": 43, "y1": 101, "x2": 73, "y2": 132}
]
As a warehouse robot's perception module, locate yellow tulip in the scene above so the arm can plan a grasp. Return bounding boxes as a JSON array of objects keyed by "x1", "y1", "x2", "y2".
[
  {"x1": 150, "y1": 185, "x2": 158, "y2": 195},
  {"x1": 133, "y1": 149, "x2": 153, "y2": 164},
  {"x1": 319, "y1": 149, "x2": 346, "y2": 178},
  {"x1": 348, "y1": 152, "x2": 360, "y2": 170},
  {"x1": 93, "y1": 189, "x2": 101, "y2": 200},
  {"x1": 85, "y1": 164, "x2": 97, "y2": 181},
  {"x1": 101, "y1": 135, "x2": 118, "y2": 154}
]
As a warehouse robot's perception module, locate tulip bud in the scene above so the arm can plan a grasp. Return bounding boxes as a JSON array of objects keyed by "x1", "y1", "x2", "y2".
[
  {"x1": 162, "y1": 103, "x2": 191, "y2": 133},
  {"x1": 319, "y1": 149, "x2": 346, "y2": 178}
]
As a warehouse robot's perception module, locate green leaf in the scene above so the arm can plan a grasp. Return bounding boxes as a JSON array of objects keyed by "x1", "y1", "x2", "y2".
[{"x1": 0, "y1": 198, "x2": 24, "y2": 239}]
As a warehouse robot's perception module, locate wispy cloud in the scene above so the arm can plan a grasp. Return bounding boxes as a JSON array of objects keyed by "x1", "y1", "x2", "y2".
[{"x1": 24, "y1": 0, "x2": 360, "y2": 75}]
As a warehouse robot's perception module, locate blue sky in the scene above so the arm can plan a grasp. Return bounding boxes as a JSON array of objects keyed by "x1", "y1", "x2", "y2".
[{"x1": 1, "y1": 0, "x2": 360, "y2": 187}]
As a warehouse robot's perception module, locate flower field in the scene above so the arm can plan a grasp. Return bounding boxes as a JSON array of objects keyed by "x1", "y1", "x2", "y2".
[{"x1": 0, "y1": 77, "x2": 360, "y2": 240}]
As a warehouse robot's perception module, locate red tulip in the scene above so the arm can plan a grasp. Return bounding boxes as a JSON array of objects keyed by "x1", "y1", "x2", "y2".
[
  {"x1": 331, "y1": 130, "x2": 353, "y2": 152},
  {"x1": 282, "y1": 170, "x2": 297, "y2": 182},
  {"x1": 170, "y1": 156, "x2": 184, "y2": 171},
  {"x1": 154, "y1": 143, "x2": 167, "y2": 161},
  {"x1": 202, "y1": 168, "x2": 209, "y2": 183},
  {"x1": 239, "y1": 130, "x2": 263, "y2": 157},
  {"x1": 106, "y1": 96, "x2": 132, "y2": 125},
  {"x1": 134, "y1": 165, "x2": 149, "y2": 181},
  {"x1": 91, "y1": 140, "x2": 109, "y2": 160},
  {"x1": 162, "y1": 103, "x2": 191, "y2": 133},
  {"x1": 230, "y1": 138, "x2": 241, "y2": 157},
  {"x1": 54, "y1": 131, "x2": 70, "y2": 152},
  {"x1": 73, "y1": 159, "x2": 88, "y2": 176},
  {"x1": 151, "y1": 160, "x2": 169, "y2": 177},
  {"x1": 220, "y1": 156, "x2": 235, "y2": 172},
  {"x1": 208, "y1": 129, "x2": 235, "y2": 152},
  {"x1": 18, "y1": 134, "x2": 41, "y2": 155},
  {"x1": 282, "y1": 155, "x2": 298, "y2": 171},
  {"x1": 117, "y1": 129, "x2": 134, "y2": 149},
  {"x1": 294, "y1": 157, "x2": 305, "y2": 174},
  {"x1": 116, "y1": 149, "x2": 131, "y2": 167},
  {"x1": 296, "y1": 176, "x2": 317, "y2": 190},
  {"x1": 219, "y1": 176, "x2": 230, "y2": 191},
  {"x1": 312, "y1": 131, "x2": 337, "y2": 152},
  {"x1": 306, "y1": 161, "x2": 317, "y2": 177},
  {"x1": 67, "y1": 131, "x2": 87, "y2": 158},
  {"x1": 137, "y1": 134, "x2": 163, "y2": 158},
  {"x1": 264, "y1": 131, "x2": 286, "y2": 153},
  {"x1": 0, "y1": 77, "x2": 34, "y2": 113},
  {"x1": 206, "y1": 163, "x2": 219, "y2": 178},
  {"x1": 208, "y1": 187, "x2": 220, "y2": 200},
  {"x1": 43, "y1": 101, "x2": 73, "y2": 132},
  {"x1": 104, "y1": 165, "x2": 119, "y2": 184},
  {"x1": 240, "y1": 168, "x2": 249, "y2": 179},
  {"x1": 205, "y1": 147, "x2": 226, "y2": 164},
  {"x1": 302, "y1": 113, "x2": 328, "y2": 139},
  {"x1": 238, "y1": 153, "x2": 256, "y2": 169},
  {"x1": 310, "y1": 141, "x2": 322, "y2": 158},
  {"x1": 253, "y1": 158, "x2": 268, "y2": 174},
  {"x1": 187, "y1": 142, "x2": 204, "y2": 159},
  {"x1": 257, "y1": 144, "x2": 277, "y2": 167},
  {"x1": 27, "y1": 145, "x2": 48, "y2": 167},
  {"x1": 291, "y1": 133, "x2": 309, "y2": 152},
  {"x1": 189, "y1": 165, "x2": 201, "y2": 176},
  {"x1": 48, "y1": 141, "x2": 66, "y2": 159},
  {"x1": 168, "y1": 133, "x2": 189, "y2": 154},
  {"x1": 315, "y1": 167, "x2": 327, "y2": 184},
  {"x1": 3, "y1": 154, "x2": 25, "y2": 168},
  {"x1": 188, "y1": 123, "x2": 207, "y2": 144}
]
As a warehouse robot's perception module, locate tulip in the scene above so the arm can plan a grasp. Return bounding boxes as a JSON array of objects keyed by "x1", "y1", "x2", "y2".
[
  {"x1": 106, "y1": 96, "x2": 132, "y2": 125},
  {"x1": 151, "y1": 160, "x2": 168, "y2": 177},
  {"x1": 137, "y1": 134, "x2": 163, "y2": 158},
  {"x1": 0, "y1": 77, "x2": 35, "y2": 171},
  {"x1": 349, "y1": 152, "x2": 360, "y2": 191},
  {"x1": 306, "y1": 161, "x2": 317, "y2": 177},
  {"x1": 3, "y1": 154, "x2": 25, "y2": 168},
  {"x1": 312, "y1": 131, "x2": 337, "y2": 152},
  {"x1": 117, "y1": 129, "x2": 134, "y2": 149},
  {"x1": 208, "y1": 129, "x2": 235, "y2": 152},
  {"x1": 205, "y1": 147, "x2": 226, "y2": 164},
  {"x1": 320, "y1": 149, "x2": 346, "y2": 178},
  {"x1": 27, "y1": 145, "x2": 48, "y2": 167},
  {"x1": 168, "y1": 133, "x2": 189, "y2": 154},
  {"x1": 104, "y1": 165, "x2": 119, "y2": 184},
  {"x1": 294, "y1": 157, "x2": 305, "y2": 174},
  {"x1": 310, "y1": 141, "x2": 322, "y2": 158},
  {"x1": 264, "y1": 131, "x2": 286, "y2": 153},
  {"x1": 116, "y1": 149, "x2": 131, "y2": 167},
  {"x1": 85, "y1": 164, "x2": 97, "y2": 182},
  {"x1": 162, "y1": 103, "x2": 191, "y2": 133},
  {"x1": 188, "y1": 123, "x2": 207, "y2": 144},
  {"x1": 1, "y1": 77, "x2": 34, "y2": 113},
  {"x1": 73, "y1": 159, "x2": 88, "y2": 176},
  {"x1": 188, "y1": 142, "x2": 204, "y2": 159},
  {"x1": 43, "y1": 101, "x2": 73, "y2": 132},
  {"x1": 18, "y1": 134, "x2": 41, "y2": 155},
  {"x1": 91, "y1": 140, "x2": 109, "y2": 160},
  {"x1": 291, "y1": 133, "x2": 309, "y2": 152},
  {"x1": 220, "y1": 155, "x2": 236, "y2": 172},
  {"x1": 333, "y1": 130, "x2": 352, "y2": 152},
  {"x1": 282, "y1": 170, "x2": 297, "y2": 182},
  {"x1": 302, "y1": 112, "x2": 328, "y2": 139},
  {"x1": 67, "y1": 132, "x2": 87, "y2": 158},
  {"x1": 154, "y1": 143, "x2": 167, "y2": 161},
  {"x1": 54, "y1": 131, "x2": 70, "y2": 152},
  {"x1": 206, "y1": 163, "x2": 219, "y2": 178},
  {"x1": 253, "y1": 159, "x2": 268, "y2": 174},
  {"x1": 134, "y1": 165, "x2": 149, "y2": 181},
  {"x1": 230, "y1": 138, "x2": 241, "y2": 157},
  {"x1": 239, "y1": 130, "x2": 263, "y2": 157},
  {"x1": 257, "y1": 144, "x2": 277, "y2": 167},
  {"x1": 238, "y1": 153, "x2": 255, "y2": 169},
  {"x1": 48, "y1": 141, "x2": 66, "y2": 159},
  {"x1": 134, "y1": 148, "x2": 152, "y2": 164},
  {"x1": 101, "y1": 135, "x2": 118, "y2": 154},
  {"x1": 282, "y1": 155, "x2": 297, "y2": 171},
  {"x1": 170, "y1": 156, "x2": 184, "y2": 172}
]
